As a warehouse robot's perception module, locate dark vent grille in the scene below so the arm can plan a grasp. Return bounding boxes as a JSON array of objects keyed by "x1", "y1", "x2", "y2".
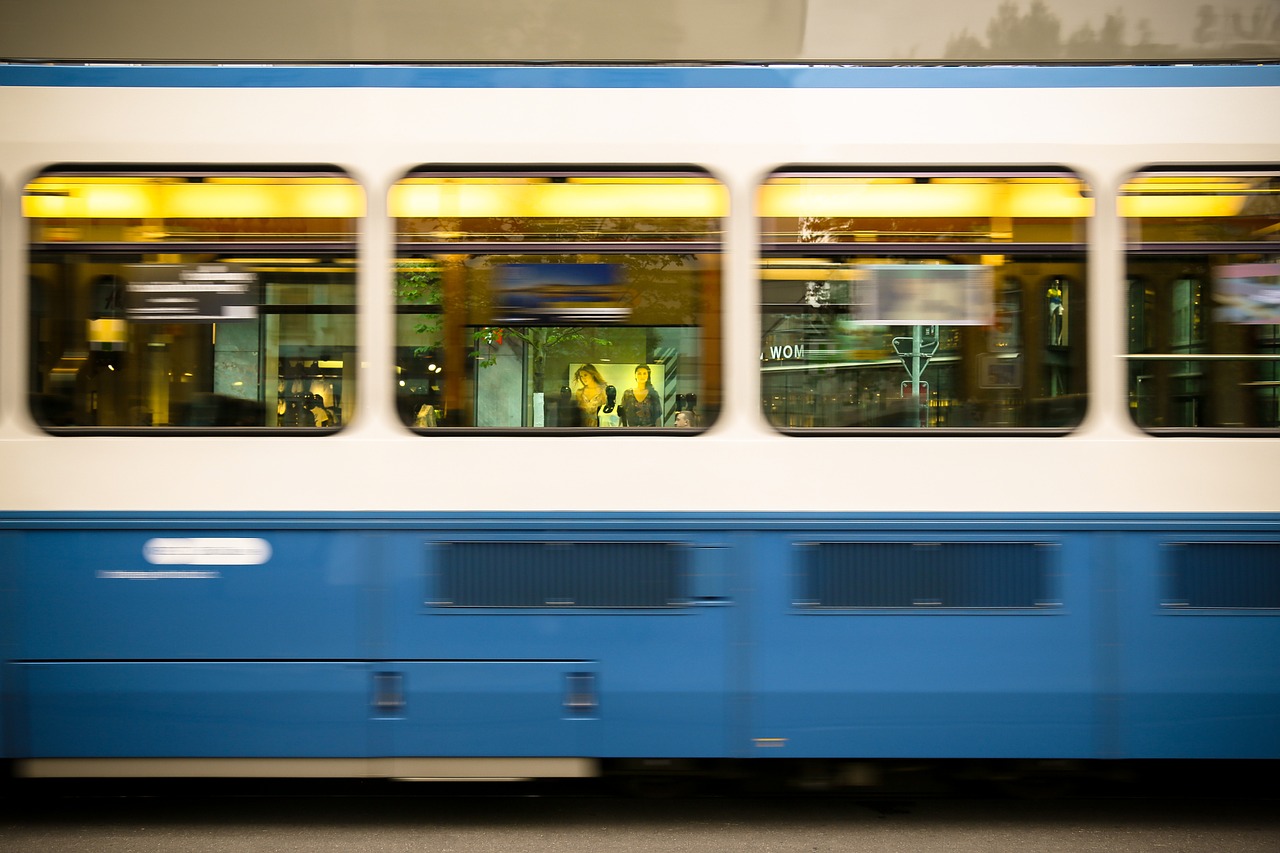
[
  {"x1": 433, "y1": 541, "x2": 687, "y2": 608},
  {"x1": 1164, "y1": 542, "x2": 1280, "y2": 609},
  {"x1": 799, "y1": 541, "x2": 1054, "y2": 609}
]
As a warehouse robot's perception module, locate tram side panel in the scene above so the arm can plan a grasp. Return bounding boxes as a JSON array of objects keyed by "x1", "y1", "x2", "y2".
[
  {"x1": 748, "y1": 527, "x2": 1102, "y2": 759},
  {"x1": 1114, "y1": 532, "x2": 1280, "y2": 758},
  {"x1": 1, "y1": 532, "x2": 15, "y2": 762},
  {"x1": 10, "y1": 526, "x2": 376, "y2": 760},
  {"x1": 376, "y1": 529, "x2": 738, "y2": 760}
]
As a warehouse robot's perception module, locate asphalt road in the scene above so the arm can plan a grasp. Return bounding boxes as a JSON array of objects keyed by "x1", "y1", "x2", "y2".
[{"x1": 1, "y1": 777, "x2": 1277, "y2": 853}]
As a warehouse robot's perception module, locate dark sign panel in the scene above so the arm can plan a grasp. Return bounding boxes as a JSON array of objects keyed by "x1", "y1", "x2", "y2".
[{"x1": 124, "y1": 263, "x2": 259, "y2": 322}]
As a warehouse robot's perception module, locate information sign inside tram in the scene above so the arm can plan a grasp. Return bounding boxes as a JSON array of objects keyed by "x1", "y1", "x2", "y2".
[
  {"x1": 850, "y1": 264, "x2": 994, "y2": 326},
  {"x1": 124, "y1": 263, "x2": 259, "y2": 322}
]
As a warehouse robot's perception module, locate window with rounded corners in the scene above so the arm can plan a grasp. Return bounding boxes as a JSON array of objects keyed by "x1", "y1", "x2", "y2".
[
  {"x1": 26, "y1": 165, "x2": 363, "y2": 433},
  {"x1": 1122, "y1": 166, "x2": 1280, "y2": 434},
  {"x1": 392, "y1": 167, "x2": 724, "y2": 432},
  {"x1": 758, "y1": 167, "x2": 1090, "y2": 433}
]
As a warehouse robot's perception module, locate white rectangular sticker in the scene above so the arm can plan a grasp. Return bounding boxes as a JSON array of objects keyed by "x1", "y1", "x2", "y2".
[{"x1": 143, "y1": 538, "x2": 273, "y2": 566}]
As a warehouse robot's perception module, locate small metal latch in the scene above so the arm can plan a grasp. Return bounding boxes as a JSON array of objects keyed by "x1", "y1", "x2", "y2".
[
  {"x1": 564, "y1": 672, "x2": 598, "y2": 715},
  {"x1": 372, "y1": 671, "x2": 405, "y2": 714}
]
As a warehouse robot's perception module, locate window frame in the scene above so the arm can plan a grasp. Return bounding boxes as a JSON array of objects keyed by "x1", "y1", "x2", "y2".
[
  {"x1": 391, "y1": 165, "x2": 725, "y2": 435},
  {"x1": 25, "y1": 164, "x2": 362, "y2": 436},
  {"x1": 758, "y1": 166, "x2": 1092, "y2": 436}
]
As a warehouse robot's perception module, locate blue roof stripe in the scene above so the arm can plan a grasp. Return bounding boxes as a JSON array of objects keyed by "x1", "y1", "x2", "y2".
[{"x1": 1, "y1": 63, "x2": 1277, "y2": 89}]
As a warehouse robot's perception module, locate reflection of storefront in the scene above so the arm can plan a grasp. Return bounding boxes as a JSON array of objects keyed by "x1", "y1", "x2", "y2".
[
  {"x1": 26, "y1": 169, "x2": 361, "y2": 431},
  {"x1": 762, "y1": 347, "x2": 961, "y2": 428},
  {"x1": 1122, "y1": 170, "x2": 1280, "y2": 432},
  {"x1": 758, "y1": 169, "x2": 1090, "y2": 431},
  {"x1": 393, "y1": 170, "x2": 724, "y2": 430}
]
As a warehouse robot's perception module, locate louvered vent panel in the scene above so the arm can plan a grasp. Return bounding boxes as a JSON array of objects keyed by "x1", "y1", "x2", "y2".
[
  {"x1": 800, "y1": 541, "x2": 1053, "y2": 609},
  {"x1": 1165, "y1": 542, "x2": 1280, "y2": 609},
  {"x1": 435, "y1": 541, "x2": 687, "y2": 608}
]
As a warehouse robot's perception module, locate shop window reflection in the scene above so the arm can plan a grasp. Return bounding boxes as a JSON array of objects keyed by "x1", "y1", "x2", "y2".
[
  {"x1": 758, "y1": 168, "x2": 1091, "y2": 432},
  {"x1": 1122, "y1": 167, "x2": 1280, "y2": 432},
  {"x1": 26, "y1": 167, "x2": 361, "y2": 433},
  {"x1": 392, "y1": 169, "x2": 723, "y2": 431}
]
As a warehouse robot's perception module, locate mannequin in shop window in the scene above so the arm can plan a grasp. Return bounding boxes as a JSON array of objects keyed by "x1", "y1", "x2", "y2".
[
  {"x1": 573, "y1": 363, "x2": 608, "y2": 427},
  {"x1": 619, "y1": 363, "x2": 660, "y2": 427}
]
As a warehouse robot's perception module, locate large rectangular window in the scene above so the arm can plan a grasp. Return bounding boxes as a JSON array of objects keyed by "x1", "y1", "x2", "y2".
[
  {"x1": 759, "y1": 169, "x2": 1090, "y2": 432},
  {"x1": 392, "y1": 168, "x2": 724, "y2": 431},
  {"x1": 26, "y1": 167, "x2": 362, "y2": 432},
  {"x1": 1123, "y1": 168, "x2": 1280, "y2": 433}
]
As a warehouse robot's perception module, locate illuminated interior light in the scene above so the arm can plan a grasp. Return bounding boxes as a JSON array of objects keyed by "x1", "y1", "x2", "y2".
[
  {"x1": 388, "y1": 179, "x2": 727, "y2": 218},
  {"x1": 759, "y1": 264, "x2": 859, "y2": 281},
  {"x1": 220, "y1": 258, "x2": 322, "y2": 264},
  {"x1": 23, "y1": 177, "x2": 364, "y2": 219},
  {"x1": 1117, "y1": 175, "x2": 1271, "y2": 218},
  {"x1": 1118, "y1": 195, "x2": 1249, "y2": 218},
  {"x1": 757, "y1": 180, "x2": 1093, "y2": 218}
]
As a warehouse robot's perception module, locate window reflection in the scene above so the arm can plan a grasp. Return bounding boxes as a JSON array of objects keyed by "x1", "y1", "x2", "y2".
[
  {"x1": 25, "y1": 168, "x2": 362, "y2": 431},
  {"x1": 1123, "y1": 169, "x2": 1280, "y2": 432},
  {"x1": 393, "y1": 169, "x2": 724, "y2": 431},
  {"x1": 759, "y1": 169, "x2": 1091, "y2": 431}
]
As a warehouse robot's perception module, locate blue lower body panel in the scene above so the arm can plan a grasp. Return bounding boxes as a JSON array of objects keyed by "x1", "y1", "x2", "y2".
[
  {"x1": 17, "y1": 662, "x2": 371, "y2": 757},
  {"x1": 1, "y1": 512, "x2": 1277, "y2": 766}
]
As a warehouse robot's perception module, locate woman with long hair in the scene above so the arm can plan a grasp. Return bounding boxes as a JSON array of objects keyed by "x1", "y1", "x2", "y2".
[
  {"x1": 572, "y1": 363, "x2": 608, "y2": 426},
  {"x1": 619, "y1": 363, "x2": 660, "y2": 426}
]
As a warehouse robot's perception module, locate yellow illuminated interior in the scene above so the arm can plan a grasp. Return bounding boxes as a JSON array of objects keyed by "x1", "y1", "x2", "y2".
[
  {"x1": 23, "y1": 175, "x2": 365, "y2": 219},
  {"x1": 1118, "y1": 175, "x2": 1274, "y2": 218},
  {"x1": 758, "y1": 177, "x2": 1094, "y2": 219},
  {"x1": 389, "y1": 176, "x2": 727, "y2": 218}
]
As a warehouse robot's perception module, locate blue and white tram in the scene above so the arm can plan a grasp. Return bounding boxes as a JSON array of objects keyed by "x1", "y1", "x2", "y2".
[{"x1": 1, "y1": 62, "x2": 1278, "y2": 784}]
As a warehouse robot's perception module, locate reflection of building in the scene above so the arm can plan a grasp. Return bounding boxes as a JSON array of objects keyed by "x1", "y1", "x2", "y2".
[{"x1": 762, "y1": 258, "x2": 1084, "y2": 429}]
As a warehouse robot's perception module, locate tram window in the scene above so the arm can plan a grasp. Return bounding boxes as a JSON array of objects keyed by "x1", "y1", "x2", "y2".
[
  {"x1": 392, "y1": 168, "x2": 724, "y2": 431},
  {"x1": 758, "y1": 168, "x2": 1090, "y2": 432},
  {"x1": 26, "y1": 167, "x2": 363, "y2": 432},
  {"x1": 1122, "y1": 168, "x2": 1280, "y2": 433}
]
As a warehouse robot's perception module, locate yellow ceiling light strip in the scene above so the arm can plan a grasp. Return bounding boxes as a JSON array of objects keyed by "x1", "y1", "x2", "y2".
[
  {"x1": 388, "y1": 178, "x2": 727, "y2": 218},
  {"x1": 1117, "y1": 175, "x2": 1269, "y2": 218},
  {"x1": 23, "y1": 177, "x2": 365, "y2": 219},
  {"x1": 757, "y1": 179, "x2": 1094, "y2": 219},
  {"x1": 1118, "y1": 195, "x2": 1249, "y2": 218}
]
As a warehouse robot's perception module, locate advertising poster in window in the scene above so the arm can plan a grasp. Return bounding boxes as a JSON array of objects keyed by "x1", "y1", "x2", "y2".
[
  {"x1": 1214, "y1": 263, "x2": 1280, "y2": 324},
  {"x1": 849, "y1": 265, "x2": 994, "y2": 326},
  {"x1": 493, "y1": 263, "x2": 628, "y2": 325},
  {"x1": 568, "y1": 362, "x2": 666, "y2": 427}
]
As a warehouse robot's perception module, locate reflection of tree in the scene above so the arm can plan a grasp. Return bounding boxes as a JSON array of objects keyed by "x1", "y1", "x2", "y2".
[
  {"x1": 397, "y1": 250, "x2": 700, "y2": 405},
  {"x1": 945, "y1": 0, "x2": 1132, "y2": 59},
  {"x1": 946, "y1": 0, "x2": 1278, "y2": 60},
  {"x1": 1194, "y1": 3, "x2": 1280, "y2": 48},
  {"x1": 985, "y1": 0, "x2": 1061, "y2": 56},
  {"x1": 395, "y1": 260, "x2": 443, "y2": 357},
  {"x1": 397, "y1": 196, "x2": 713, "y2": 427}
]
